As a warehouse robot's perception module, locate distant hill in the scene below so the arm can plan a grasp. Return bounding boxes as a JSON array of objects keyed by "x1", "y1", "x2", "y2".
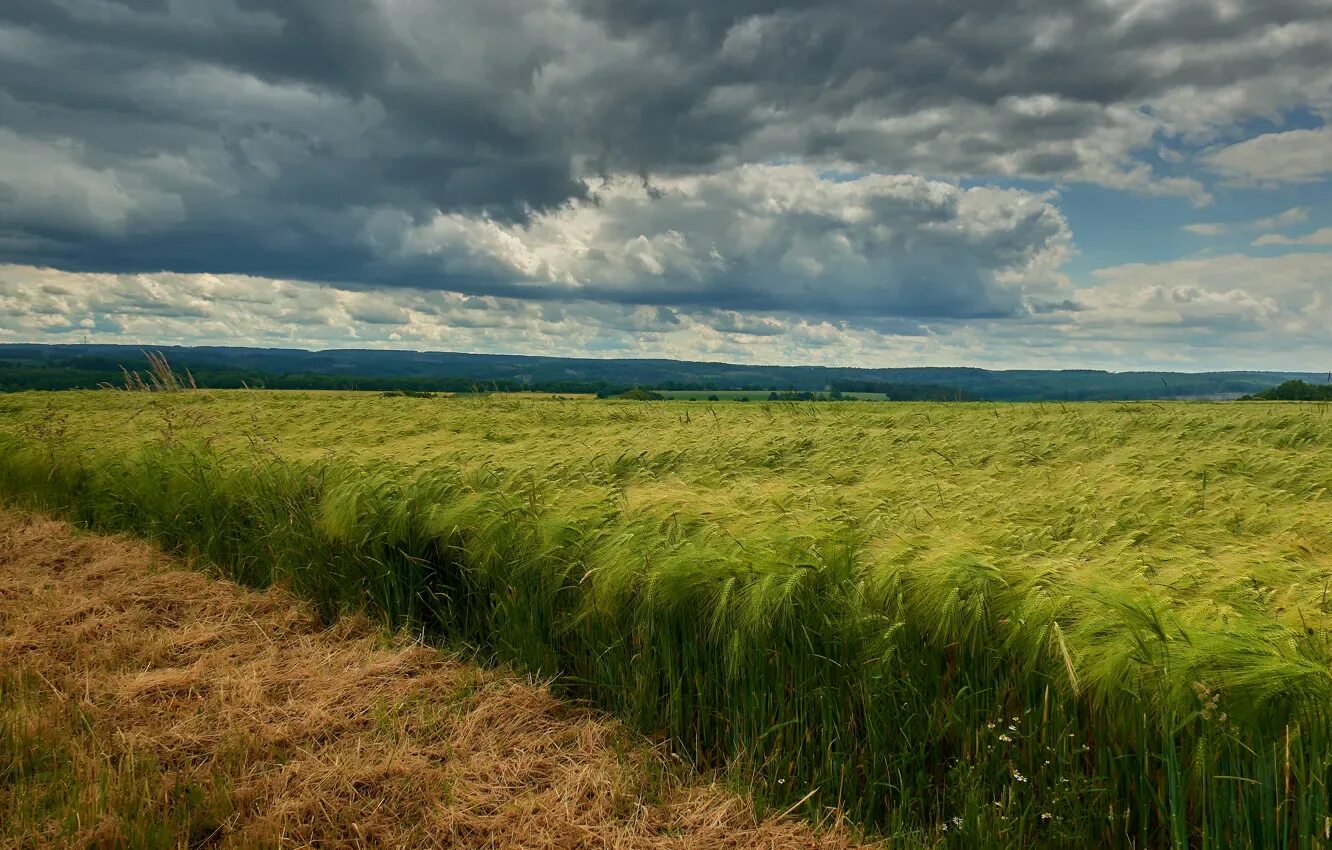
[{"x1": 0, "y1": 343, "x2": 1322, "y2": 401}]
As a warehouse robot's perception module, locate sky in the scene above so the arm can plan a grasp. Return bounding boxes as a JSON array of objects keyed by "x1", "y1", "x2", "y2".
[{"x1": 1, "y1": 0, "x2": 1331, "y2": 371}]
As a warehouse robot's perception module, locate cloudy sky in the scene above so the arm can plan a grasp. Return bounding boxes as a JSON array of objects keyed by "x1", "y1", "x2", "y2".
[{"x1": 2, "y1": 0, "x2": 1331, "y2": 370}]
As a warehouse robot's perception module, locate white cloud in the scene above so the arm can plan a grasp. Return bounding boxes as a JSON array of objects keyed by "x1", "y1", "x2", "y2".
[
  {"x1": 1182, "y1": 207, "x2": 1314, "y2": 238},
  {"x1": 1203, "y1": 127, "x2": 1332, "y2": 184},
  {"x1": 1251, "y1": 207, "x2": 1310, "y2": 231},
  {"x1": 1252, "y1": 227, "x2": 1332, "y2": 247},
  {"x1": 1079, "y1": 253, "x2": 1332, "y2": 342},
  {"x1": 371, "y1": 165, "x2": 1075, "y2": 320}
]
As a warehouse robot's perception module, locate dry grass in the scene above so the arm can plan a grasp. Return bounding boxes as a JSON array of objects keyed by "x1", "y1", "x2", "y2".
[{"x1": 0, "y1": 511, "x2": 870, "y2": 849}]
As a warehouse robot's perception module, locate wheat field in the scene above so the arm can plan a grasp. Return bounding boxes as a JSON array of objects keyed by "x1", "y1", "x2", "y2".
[{"x1": 2, "y1": 389, "x2": 1330, "y2": 848}]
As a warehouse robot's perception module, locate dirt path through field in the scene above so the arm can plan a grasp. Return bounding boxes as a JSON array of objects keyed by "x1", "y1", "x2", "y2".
[{"x1": 0, "y1": 511, "x2": 868, "y2": 849}]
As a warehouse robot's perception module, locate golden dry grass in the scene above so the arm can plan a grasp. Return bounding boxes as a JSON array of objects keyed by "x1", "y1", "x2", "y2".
[{"x1": 0, "y1": 510, "x2": 870, "y2": 849}]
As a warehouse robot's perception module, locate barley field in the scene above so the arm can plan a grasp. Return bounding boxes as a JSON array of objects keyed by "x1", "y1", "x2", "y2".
[{"x1": 2, "y1": 389, "x2": 1331, "y2": 848}]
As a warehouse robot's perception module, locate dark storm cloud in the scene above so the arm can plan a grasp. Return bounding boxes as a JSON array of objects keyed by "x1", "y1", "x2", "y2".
[
  {"x1": 0, "y1": 0, "x2": 1329, "y2": 318},
  {"x1": 571, "y1": 0, "x2": 1332, "y2": 172},
  {"x1": 0, "y1": 0, "x2": 588, "y2": 225}
]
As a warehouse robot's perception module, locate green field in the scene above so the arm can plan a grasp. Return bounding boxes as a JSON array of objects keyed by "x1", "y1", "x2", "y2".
[
  {"x1": 656, "y1": 389, "x2": 891, "y2": 400},
  {"x1": 656, "y1": 389, "x2": 769, "y2": 400},
  {"x1": 2, "y1": 389, "x2": 1330, "y2": 847}
]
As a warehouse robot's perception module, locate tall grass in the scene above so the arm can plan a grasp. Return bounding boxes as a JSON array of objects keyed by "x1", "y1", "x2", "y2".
[
  {"x1": 107, "y1": 350, "x2": 198, "y2": 393},
  {"x1": 2, "y1": 393, "x2": 1330, "y2": 848}
]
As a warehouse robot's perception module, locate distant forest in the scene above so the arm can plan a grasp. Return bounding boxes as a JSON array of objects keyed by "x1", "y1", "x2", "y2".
[
  {"x1": 0, "y1": 343, "x2": 1323, "y2": 402},
  {"x1": 0, "y1": 354, "x2": 616, "y2": 396},
  {"x1": 1241, "y1": 380, "x2": 1332, "y2": 401}
]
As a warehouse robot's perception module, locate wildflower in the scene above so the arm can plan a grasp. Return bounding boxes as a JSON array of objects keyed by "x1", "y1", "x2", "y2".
[
  {"x1": 952, "y1": 816, "x2": 963, "y2": 827},
  {"x1": 1012, "y1": 770, "x2": 1027, "y2": 782},
  {"x1": 1041, "y1": 812, "x2": 1053, "y2": 821},
  {"x1": 999, "y1": 734, "x2": 1013, "y2": 742}
]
